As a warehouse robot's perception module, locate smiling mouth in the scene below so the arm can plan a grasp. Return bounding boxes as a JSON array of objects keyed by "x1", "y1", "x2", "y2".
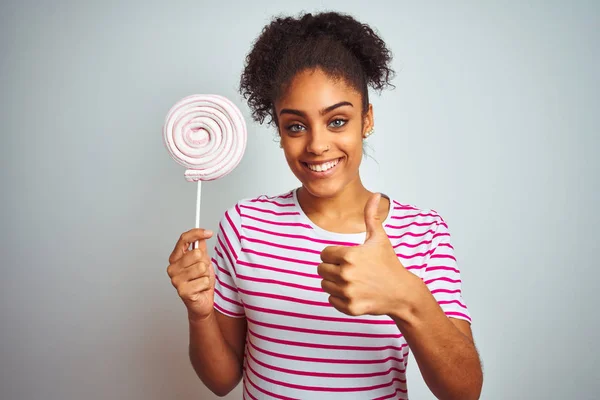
[{"x1": 302, "y1": 157, "x2": 343, "y2": 173}]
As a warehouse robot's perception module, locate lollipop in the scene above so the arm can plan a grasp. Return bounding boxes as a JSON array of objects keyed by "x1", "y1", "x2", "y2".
[{"x1": 163, "y1": 94, "x2": 247, "y2": 247}]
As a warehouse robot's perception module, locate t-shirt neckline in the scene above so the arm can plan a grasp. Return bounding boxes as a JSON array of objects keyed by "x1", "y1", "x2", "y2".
[{"x1": 291, "y1": 188, "x2": 393, "y2": 242}]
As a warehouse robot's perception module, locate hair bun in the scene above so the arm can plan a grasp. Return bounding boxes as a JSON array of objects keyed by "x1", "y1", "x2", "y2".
[{"x1": 240, "y1": 11, "x2": 395, "y2": 125}]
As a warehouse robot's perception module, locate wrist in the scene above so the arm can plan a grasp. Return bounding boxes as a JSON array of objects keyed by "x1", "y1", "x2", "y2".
[
  {"x1": 188, "y1": 309, "x2": 215, "y2": 325},
  {"x1": 387, "y1": 273, "x2": 430, "y2": 324}
]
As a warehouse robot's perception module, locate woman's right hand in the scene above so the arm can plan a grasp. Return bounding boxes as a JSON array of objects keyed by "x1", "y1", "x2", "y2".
[{"x1": 167, "y1": 228, "x2": 216, "y2": 321}]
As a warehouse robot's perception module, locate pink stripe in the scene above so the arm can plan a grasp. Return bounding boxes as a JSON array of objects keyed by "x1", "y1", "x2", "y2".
[
  {"x1": 446, "y1": 311, "x2": 471, "y2": 321},
  {"x1": 250, "y1": 198, "x2": 296, "y2": 207},
  {"x1": 438, "y1": 299, "x2": 468, "y2": 309},
  {"x1": 242, "y1": 248, "x2": 317, "y2": 266},
  {"x1": 430, "y1": 254, "x2": 457, "y2": 261},
  {"x1": 430, "y1": 288, "x2": 461, "y2": 295},
  {"x1": 426, "y1": 265, "x2": 460, "y2": 274},
  {"x1": 265, "y1": 192, "x2": 292, "y2": 200},
  {"x1": 433, "y1": 232, "x2": 450, "y2": 240},
  {"x1": 240, "y1": 204, "x2": 300, "y2": 216},
  {"x1": 247, "y1": 317, "x2": 403, "y2": 339},
  {"x1": 214, "y1": 302, "x2": 245, "y2": 318},
  {"x1": 247, "y1": 361, "x2": 406, "y2": 393},
  {"x1": 217, "y1": 231, "x2": 236, "y2": 272},
  {"x1": 239, "y1": 288, "x2": 329, "y2": 307},
  {"x1": 249, "y1": 328, "x2": 408, "y2": 351},
  {"x1": 244, "y1": 303, "x2": 396, "y2": 325},
  {"x1": 424, "y1": 277, "x2": 461, "y2": 285},
  {"x1": 211, "y1": 257, "x2": 231, "y2": 276},
  {"x1": 242, "y1": 213, "x2": 313, "y2": 229},
  {"x1": 237, "y1": 259, "x2": 320, "y2": 279},
  {"x1": 405, "y1": 264, "x2": 427, "y2": 271},
  {"x1": 221, "y1": 221, "x2": 240, "y2": 262},
  {"x1": 214, "y1": 273, "x2": 238, "y2": 293},
  {"x1": 240, "y1": 235, "x2": 321, "y2": 255},
  {"x1": 396, "y1": 249, "x2": 434, "y2": 259},
  {"x1": 387, "y1": 221, "x2": 435, "y2": 230},
  {"x1": 245, "y1": 372, "x2": 298, "y2": 400},
  {"x1": 387, "y1": 229, "x2": 436, "y2": 239},
  {"x1": 391, "y1": 212, "x2": 437, "y2": 220},
  {"x1": 438, "y1": 242, "x2": 455, "y2": 249},
  {"x1": 393, "y1": 239, "x2": 432, "y2": 249},
  {"x1": 243, "y1": 224, "x2": 359, "y2": 246},
  {"x1": 214, "y1": 287, "x2": 243, "y2": 307},
  {"x1": 226, "y1": 209, "x2": 241, "y2": 241},
  {"x1": 237, "y1": 273, "x2": 323, "y2": 292},
  {"x1": 373, "y1": 387, "x2": 409, "y2": 399},
  {"x1": 248, "y1": 351, "x2": 406, "y2": 379},
  {"x1": 243, "y1": 379, "x2": 258, "y2": 400},
  {"x1": 392, "y1": 204, "x2": 418, "y2": 211}
]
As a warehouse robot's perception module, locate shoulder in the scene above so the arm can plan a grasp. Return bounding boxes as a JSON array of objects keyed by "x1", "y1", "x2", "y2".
[
  {"x1": 222, "y1": 189, "x2": 297, "y2": 225},
  {"x1": 236, "y1": 189, "x2": 296, "y2": 210},
  {"x1": 387, "y1": 198, "x2": 447, "y2": 232}
]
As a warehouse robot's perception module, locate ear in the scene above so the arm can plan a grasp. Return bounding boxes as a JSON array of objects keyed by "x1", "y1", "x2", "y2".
[{"x1": 363, "y1": 103, "x2": 374, "y2": 138}]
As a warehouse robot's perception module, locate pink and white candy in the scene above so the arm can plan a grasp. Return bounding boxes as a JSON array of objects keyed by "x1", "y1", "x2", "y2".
[
  {"x1": 163, "y1": 94, "x2": 247, "y2": 247},
  {"x1": 163, "y1": 94, "x2": 247, "y2": 182}
]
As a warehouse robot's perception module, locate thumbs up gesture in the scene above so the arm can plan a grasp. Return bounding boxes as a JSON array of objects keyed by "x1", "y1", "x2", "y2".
[{"x1": 318, "y1": 193, "x2": 420, "y2": 317}]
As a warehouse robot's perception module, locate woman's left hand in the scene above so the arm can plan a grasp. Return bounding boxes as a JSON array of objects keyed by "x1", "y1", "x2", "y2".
[{"x1": 318, "y1": 193, "x2": 423, "y2": 317}]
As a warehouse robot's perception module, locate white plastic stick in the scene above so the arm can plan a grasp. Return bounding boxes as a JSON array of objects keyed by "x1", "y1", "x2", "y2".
[{"x1": 193, "y1": 181, "x2": 202, "y2": 250}]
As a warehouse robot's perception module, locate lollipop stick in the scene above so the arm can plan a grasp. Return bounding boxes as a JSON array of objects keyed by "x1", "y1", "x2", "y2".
[{"x1": 193, "y1": 181, "x2": 202, "y2": 250}]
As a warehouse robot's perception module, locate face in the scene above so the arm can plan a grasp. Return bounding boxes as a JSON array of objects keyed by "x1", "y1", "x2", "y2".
[{"x1": 275, "y1": 68, "x2": 374, "y2": 198}]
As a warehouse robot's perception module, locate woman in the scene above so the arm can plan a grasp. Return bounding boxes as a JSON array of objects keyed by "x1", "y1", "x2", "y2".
[{"x1": 167, "y1": 11, "x2": 483, "y2": 399}]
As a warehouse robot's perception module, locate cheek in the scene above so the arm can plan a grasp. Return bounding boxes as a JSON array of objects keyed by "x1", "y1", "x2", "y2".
[{"x1": 341, "y1": 136, "x2": 364, "y2": 160}]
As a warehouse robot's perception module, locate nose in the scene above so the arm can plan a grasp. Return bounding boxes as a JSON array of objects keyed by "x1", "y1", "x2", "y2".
[{"x1": 305, "y1": 129, "x2": 330, "y2": 155}]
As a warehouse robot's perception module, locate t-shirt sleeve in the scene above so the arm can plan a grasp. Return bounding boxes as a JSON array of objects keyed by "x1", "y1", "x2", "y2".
[
  {"x1": 212, "y1": 204, "x2": 245, "y2": 318},
  {"x1": 422, "y1": 215, "x2": 472, "y2": 323}
]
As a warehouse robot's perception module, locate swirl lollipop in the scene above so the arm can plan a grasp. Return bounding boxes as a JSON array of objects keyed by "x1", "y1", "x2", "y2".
[{"x1": 163, "y1": 94, "x2": 247, "y2": 247}]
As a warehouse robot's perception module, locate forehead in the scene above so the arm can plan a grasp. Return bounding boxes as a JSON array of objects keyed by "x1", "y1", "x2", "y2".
[{"x1": 277, "y1": 68, "x2": 361, "y2": 110}]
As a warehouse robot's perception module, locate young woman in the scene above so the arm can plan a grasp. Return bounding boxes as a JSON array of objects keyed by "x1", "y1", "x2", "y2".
[{"x1": 167, "y1": 11, "x2": 483, "y2": 399}]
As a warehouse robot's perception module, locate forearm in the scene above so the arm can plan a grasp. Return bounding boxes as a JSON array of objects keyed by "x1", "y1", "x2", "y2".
[
  {"x1": 188, "y1": 312, "x2": 242, "y2": 396},
  {"x1": 391, "y1": 278, "x2": 482, "y2": 400}
]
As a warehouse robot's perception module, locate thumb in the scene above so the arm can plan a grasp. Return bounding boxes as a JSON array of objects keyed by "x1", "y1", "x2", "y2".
[{"x1": 364, "y1": 192, "x2": 384, "y2": 243}]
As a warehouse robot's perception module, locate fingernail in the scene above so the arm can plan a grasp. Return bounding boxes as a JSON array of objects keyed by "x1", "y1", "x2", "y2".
[{"x1": 205, "y1": 230, "x2": 213, "y2": 236}]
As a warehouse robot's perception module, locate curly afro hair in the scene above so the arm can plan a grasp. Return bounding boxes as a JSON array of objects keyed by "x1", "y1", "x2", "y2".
[{"x1": 239, "y1": 11, "x2": 395, "y2": 127}]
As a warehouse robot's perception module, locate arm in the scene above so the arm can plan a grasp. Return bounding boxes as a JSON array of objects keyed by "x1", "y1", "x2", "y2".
[
  {"x1": 188, "y1": 311, "x2": 247, "y2": 397},
  {"x1": 390, "y1": 277, "x2": 483, "y2": 400},
  {"x1": 318, "y1": 195, "x2": 482, "y2": 398},
  {"x1": 173, "y1": 205, "x2": 248, "y2": 396},
  {"x1": 191, "y1": 205, "x2": 247, "y2": 396}
]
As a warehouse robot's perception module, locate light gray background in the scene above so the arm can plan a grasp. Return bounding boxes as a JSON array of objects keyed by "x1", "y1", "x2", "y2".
[{"x1": 1, "y1": 1, "x2": 598, "y2": 399}]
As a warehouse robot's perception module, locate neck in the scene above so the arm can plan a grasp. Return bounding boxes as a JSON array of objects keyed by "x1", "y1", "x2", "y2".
[{"x1": 297, "y1": 177, "x2": 372, "y2": 220}]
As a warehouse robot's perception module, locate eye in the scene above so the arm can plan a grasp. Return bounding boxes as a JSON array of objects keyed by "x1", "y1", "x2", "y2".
[
  {"x1": 286, "y1": 124, "x2": 306, "y2": 134},
  {"x1": 329, "y1": 119, "x2": 348, "y2": 129}
]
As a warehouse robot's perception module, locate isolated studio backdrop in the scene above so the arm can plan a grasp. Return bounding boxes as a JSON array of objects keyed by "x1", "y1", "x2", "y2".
[{"x1": 1, "y1": 1, "x2": 598, "y2": 399}]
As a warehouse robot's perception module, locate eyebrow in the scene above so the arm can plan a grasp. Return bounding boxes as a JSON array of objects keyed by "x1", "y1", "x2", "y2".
[{"x1": 279, "y1": 101, "x2": 354, "y2": 117}]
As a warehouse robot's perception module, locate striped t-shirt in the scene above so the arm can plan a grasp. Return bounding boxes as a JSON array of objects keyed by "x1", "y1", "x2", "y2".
[{"x1": 212, "y1": 189, "x2": 471, "y2": 400}]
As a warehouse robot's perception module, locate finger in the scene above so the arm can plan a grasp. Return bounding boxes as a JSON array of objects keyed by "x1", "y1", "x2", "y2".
[
  {"x1": 320, "y1": 245, "x2": 348, "y2": 264},
  {"x1": 317, "y1": 262, "x2": 343, "y2": 283},
  {"x1": 179, "y1": 249, "x2": 207, "y2": 269},
  {"x1": 320, "y1": 279, "x2": 345, "y2": 298},
  {"x1": 207, "y1": 260, "x2": 216, "y2": 288},
  {"x1": 327, "y1": 295, "x2": 348, "y2": 314},
  {"x1": 328, "y1": 295, "x2": 364, "y2": 316},
  {"x1": 167, "y1": 250, "x2": 205, "y2": 279},
  {"x1": 364, "y1": 192, "x2": 384, "y2": 243},
  {"x1": 169, "y1": 228, "x2": 214, "y2": 264},
  {"x1": 177, "y1": 276, "x2": 212, "y2": 299},
  {"x1": 171, "y1": 261, "x2": 210, "y2": 287}
]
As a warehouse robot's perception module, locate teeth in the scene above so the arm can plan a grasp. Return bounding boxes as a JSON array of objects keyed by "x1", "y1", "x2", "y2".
[{"x1": 307, "y1": 158, "x2": 339, "y2": 172}]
